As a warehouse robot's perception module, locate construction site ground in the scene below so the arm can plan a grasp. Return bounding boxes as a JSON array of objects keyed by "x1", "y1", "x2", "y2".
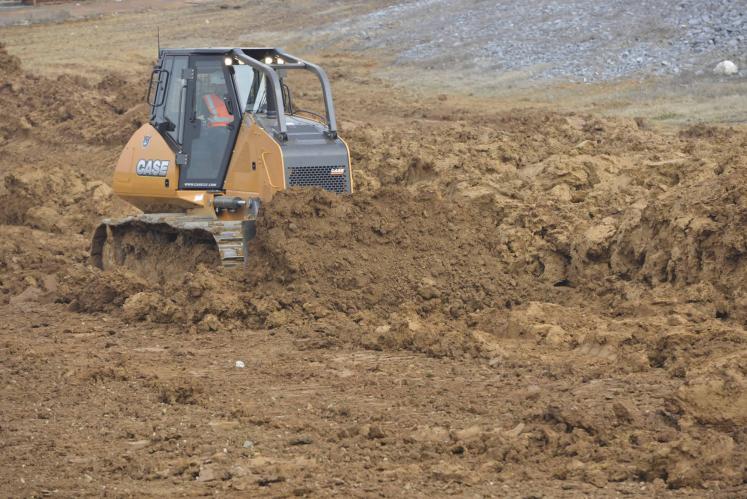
[{"x1": 1, "y1": 1, "x2": 746, "y2": 497}]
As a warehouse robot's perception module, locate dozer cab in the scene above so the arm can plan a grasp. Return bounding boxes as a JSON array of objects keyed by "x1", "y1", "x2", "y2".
[{"x1": 90, "y1": 48, "x2": 352, "y2": 276}]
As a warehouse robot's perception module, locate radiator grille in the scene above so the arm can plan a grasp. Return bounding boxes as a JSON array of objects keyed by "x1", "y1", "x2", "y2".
[{"x1": 287, "y1": 165, "x2": 349, "y2": 193}]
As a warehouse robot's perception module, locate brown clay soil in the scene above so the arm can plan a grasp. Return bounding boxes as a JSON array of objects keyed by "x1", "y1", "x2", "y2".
[{"x1": 1, "y1": 14, "x2": 747, "y2": 498}]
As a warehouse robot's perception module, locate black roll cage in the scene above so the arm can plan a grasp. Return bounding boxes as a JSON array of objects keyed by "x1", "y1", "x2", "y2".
[{"x1": 148, "y1": 47, "x2": 339, "y2": 142}]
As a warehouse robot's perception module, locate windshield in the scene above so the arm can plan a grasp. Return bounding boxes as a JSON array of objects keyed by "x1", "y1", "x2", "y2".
[{"x1": 232, "y1": 65, "x2": 267, "y2": 114}]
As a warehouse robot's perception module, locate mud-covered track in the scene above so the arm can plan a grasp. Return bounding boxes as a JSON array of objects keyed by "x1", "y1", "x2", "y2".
[{"x1": 90, "y1": 215, "x2": 247, "y2": 282}]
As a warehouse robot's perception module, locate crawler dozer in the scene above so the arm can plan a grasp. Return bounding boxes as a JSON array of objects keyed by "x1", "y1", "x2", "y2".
[{"x1": 90, "y1": 48, "x2": 352, "y2": 275}]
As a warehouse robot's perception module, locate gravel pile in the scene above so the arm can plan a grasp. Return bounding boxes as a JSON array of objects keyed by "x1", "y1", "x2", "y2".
[{"x1": 316, "y1": 0, "x2": 746, "y2": 81}]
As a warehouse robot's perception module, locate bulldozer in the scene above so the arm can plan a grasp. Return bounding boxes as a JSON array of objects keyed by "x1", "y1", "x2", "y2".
[{"x1": 90, "y1": 48, "x2": 352, "y2": 275}]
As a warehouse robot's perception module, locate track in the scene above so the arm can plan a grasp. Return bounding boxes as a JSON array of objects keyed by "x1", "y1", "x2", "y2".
[{"x1": 90, "y1": 214, "x2": 250, "y2": 281}]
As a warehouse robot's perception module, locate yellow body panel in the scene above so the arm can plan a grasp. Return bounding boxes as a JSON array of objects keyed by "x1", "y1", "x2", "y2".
[
  {"x1": 113, "y1": 124, "x2": 212, "y2": 213},
  {"x1": 223, "y1": 119, "x2": 286, "y2": 202}
]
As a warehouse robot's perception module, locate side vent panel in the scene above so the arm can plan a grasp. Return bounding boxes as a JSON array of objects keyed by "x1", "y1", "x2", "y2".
[{"x1": 287, "y1": 165, "x2": 350, "y2": 193}]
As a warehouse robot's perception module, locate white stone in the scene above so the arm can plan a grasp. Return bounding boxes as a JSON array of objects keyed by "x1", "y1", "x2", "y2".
[
  {"x1": 713, "y1": 60, "x2": 738, "y2": 75},
  {"x1": 235, "y1": 360, "x2": 245, "y2": 368}
]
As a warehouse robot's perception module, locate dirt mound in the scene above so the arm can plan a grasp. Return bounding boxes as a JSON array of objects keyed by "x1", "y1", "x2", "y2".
[
  {"x1": 0, "y1": 43, "x2": 142, "y2": 232},
  {"x1": 44, "y1": 102, "x2": 747, "y2": 361},
  {"x1": 0, "y1": 43, "x2": 145, "y2": 149},
  {"x1": 1, "y1": 169, "x2": 117, "y2": 231},
  {"x1": 611, "y1": 169, "x2": 747, "y2": 322},
  {"x1": 0, "y1": 225, "x2": 85, "y2": 305},
  {"x1": 58, "y1": 263, "x2": 253, "y2": 331},
  {"x1": 0, "y1": 42, "x2": 21, "y2": 76},
  {"x1": 242, "y1": 187, "x2": 559, "y2": 355},
  {"x1": 55, "y1": 187, "x2": 562, "y2": 356}
]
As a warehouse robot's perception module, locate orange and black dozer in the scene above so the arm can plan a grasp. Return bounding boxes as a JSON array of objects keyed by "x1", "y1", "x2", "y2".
[{"x1": 90, "y1": 48, "x2": 352, "y2": 275}]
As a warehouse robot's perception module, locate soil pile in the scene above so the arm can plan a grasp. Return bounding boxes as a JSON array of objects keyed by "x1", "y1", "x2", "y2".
[
  {"x1": 0, "y1": 42, "x2": 144, "y2": 149},
  {"x1": 611, "y1": 164, "x2": 747, "y2": 321},
  {"x1": 0, "y1": 43, "x2": 144, "y2": 303},
  {"x1": 0, "y1": 43, "x2": 144, "y2": 235},
  {"x1": 245, "y1": 187, "x2": 558, "y2": 356}
]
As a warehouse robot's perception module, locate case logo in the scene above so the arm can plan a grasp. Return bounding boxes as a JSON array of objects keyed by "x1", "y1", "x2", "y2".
[
  {"x1": 330, "y1": 167, "x2": 345, "y2": 176},
  {"x1": 136, "y1": 159, "x2": 169, "y2": 177}
]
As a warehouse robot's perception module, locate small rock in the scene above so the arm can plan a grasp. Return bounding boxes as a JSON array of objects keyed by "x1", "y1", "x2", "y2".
[
  {"x1": 408, "y1": 426, "x2": 450, "y2": 443},
  {"x1": 362, "y1": 424, "x2": 385, "y2": 439},
  {"x1": 197, "y1": 464, "x2": 217, "y2": 482},
  {"x1": 430, "y1": 462, "x2": 466, "y2": 481},
  {"x1": 188, "y1": 282, "x2": 203, "y2": 298},
  {"x1": 584, "y1": 217, "x2": 617, "y2": 248},
  {"x1": 42, "y1": 274, "x2": 58, "y2": 293},
  {"x1": 19, "y1": 116, "x2": 33, "y2": 130},
  {"x1": 288, "y1": 436, "x2": 313, "y2": 446},
  {"x1": 198, "y1": 314, "x2": 222, "y2": 332},
  {"x1": 612, "y1": 400, "x2": 640, "y2": 424},
  {"x1": 25, "y1": 206, "x2": 61, "y2": 232},
  {"x1": 418, "y1": 278, "x2": 441, "y2": 300},
  {"x1": 209, "y1": 420, "x2": 240, "y2": 430},
  {"x1": 127, "y1": 439, "x2": 150, "y2": 449},
  {"x1": 713, "y1": 60, "x2": 738, "y2": 75},
  {"x1": 257, "y1": 475, "x2": 285, "y2": 486},
  {"x1": 9, "y1": 286, "x2": 42, "y2": 306},
  {"x1": 526, "y1": 384, "x2": 542, "y2": 401},
  {"x1": 452, "y1": 425, "x2": 482, "y2": 441},
  {"x1": 406, "y1": 318, "x2": 423, "y2": 332},
  {"x1": 235, "y1": 360, "x2": 245, "y2": 369},
  {"x1": 242, "y1": 440, "x2": 254, "y2": 449},
  {"x1": 544, "y1": 325, "x2": 569, "y2": 346},
  {"x1": 505, "y1": 422, "x2": 525, "y2": 437},
  {"x1": 374, "y1": 324, "x2": 391, "y2": 334},
  {"x1": 549, "y1": 183, "x2": 572, "y2": 202}
]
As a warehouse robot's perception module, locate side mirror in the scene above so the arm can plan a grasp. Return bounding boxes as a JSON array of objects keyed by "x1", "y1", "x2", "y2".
[{"x1": 156, "y1": 119, "x2": 176, "y2": 133}]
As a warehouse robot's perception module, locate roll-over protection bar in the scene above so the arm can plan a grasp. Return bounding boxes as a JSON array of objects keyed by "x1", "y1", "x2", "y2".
[{"x1": 231, "y1": 48, "x2": 338, "y2": 142}]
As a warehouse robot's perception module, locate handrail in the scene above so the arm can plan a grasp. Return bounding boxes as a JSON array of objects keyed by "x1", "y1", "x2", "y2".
[
  {"x1": 231, "y1": 49, "x2": 288, "y2": 141},
  {"x1": 231, "y1": 48, "x2": 338, "y2": 141},
  {"x1": 260, "y1": 151, "x2": 282, "y2": 189},
  {"x1": 276, "y1": 48, "x2": 338, "y2": 138}
]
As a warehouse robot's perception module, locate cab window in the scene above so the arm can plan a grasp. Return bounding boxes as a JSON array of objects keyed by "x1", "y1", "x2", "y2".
[{"x1": 162, "y1": 56, "x2": 188, "y2": 143}]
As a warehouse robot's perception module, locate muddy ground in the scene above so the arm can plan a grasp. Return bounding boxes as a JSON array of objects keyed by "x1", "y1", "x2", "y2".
[{"x1": 1, "y1": 1, "x2": 747, "y2": 497}]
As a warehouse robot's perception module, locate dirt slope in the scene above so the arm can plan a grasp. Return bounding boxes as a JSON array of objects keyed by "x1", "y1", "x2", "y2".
[{"x1": 1, "y1": 42, "x2": 746, "y2": 497}]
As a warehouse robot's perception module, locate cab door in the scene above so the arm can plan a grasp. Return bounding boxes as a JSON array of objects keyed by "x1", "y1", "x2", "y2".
[
  {"x1": 151, "y1": 55, "x2": 188, "y2": 147},
  {"x1": 179, "y1": 56, "x2": 241, "y2": 190}
]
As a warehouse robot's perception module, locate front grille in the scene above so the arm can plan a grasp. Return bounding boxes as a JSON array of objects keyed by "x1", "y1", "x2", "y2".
[{"x1": 287, "y1": 165, "x2": 349, "y2": 193}]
